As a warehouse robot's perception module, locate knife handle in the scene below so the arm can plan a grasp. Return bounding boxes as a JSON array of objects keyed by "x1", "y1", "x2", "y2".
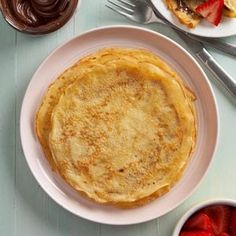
[
  {"x1": 196, "y1": 48, "x2": 236, "y2": 98},
  {"x1": 189, "y1": 36, "x2": 236, "y2": 58}
]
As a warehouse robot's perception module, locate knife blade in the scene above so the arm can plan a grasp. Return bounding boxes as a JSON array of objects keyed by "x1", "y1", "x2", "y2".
[{"x1": 177, "y1": 32, "x2": 236, "y2": 98}]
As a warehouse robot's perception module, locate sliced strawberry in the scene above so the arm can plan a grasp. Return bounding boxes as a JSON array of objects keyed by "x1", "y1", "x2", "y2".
[
  {"x1": 200, "y1": 205, "x2": 231, "y2": 234},
  {"x1": 219, "y1": 233, "x2": 230, "y2": 236},
  {"x1": 183, "y1": 213, "x2": 213, "y2": 232},
  {"x1": 229, "y1": 208, "x2": 236, "y2": 236},
  {"x1": 180, "y1": 231, "x2": 215, "y2": 236},
  {"x1": 195, "y1": 0, "x2": 224, "y2": 26}
]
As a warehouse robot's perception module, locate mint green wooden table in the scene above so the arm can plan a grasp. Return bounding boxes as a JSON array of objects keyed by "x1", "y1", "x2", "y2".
[{"x1": 0, "y1": 1, "x2": 236, "y2": 235}]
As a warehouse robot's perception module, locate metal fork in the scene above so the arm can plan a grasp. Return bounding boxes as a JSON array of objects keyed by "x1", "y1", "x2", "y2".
[
  {"x1": 106, "y1": 0, "x2": 159, "y2": 24},
  {"x1": 105, "y1": 0, "x2": 236, "y2": 57}
]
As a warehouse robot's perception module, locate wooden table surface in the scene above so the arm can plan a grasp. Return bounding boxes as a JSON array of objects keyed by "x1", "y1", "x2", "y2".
[{"x1": 0, "y1": 0, "x2": 236, "y2": 235}]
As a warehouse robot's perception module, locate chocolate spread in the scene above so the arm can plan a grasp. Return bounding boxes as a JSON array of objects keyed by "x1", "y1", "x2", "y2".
[
  {"x1": 0, "y1": 0, "x2": 78, "y2": 34},
  {"x1": 176, "y1": 0, "x2": 196, "y2": 16}
]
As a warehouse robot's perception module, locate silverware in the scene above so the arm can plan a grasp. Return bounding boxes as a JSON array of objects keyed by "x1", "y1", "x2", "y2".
[
  {"x1": 177, "y1": 33, "x2": 236, "y2": 98},
  {"x1": 106, "y1": 0, "x2": 236, "y2": 98},
  {"x1": 106, "y1": 0, "x2": 236, "y2": 57},
  {"x1": 148, "y1": 0, "x2": 236, "y2": 98}
]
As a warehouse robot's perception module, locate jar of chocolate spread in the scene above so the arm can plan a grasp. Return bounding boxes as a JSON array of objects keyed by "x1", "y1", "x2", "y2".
[{"x1": 0, "y1": 0, "x2": 78, "y2": 34}]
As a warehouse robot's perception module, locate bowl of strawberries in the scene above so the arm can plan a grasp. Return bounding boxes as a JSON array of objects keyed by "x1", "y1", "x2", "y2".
[{"x1": 173, "y1": 199, "x2": 236, "y2": 236}]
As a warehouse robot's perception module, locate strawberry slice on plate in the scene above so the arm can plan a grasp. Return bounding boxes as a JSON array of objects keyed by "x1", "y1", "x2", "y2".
[
  {"x1": 180, "y1": 231, "x2": 214, "y2": 236},
  {"x1": 200, "y1": 205, "x2": 231, "y2": 234},
  {"x1": 195, "y1": 0, "x2": 224, "y2": 26},
  {"x1": 183, "y1": 213, "x2": 213, "y2": 232}
]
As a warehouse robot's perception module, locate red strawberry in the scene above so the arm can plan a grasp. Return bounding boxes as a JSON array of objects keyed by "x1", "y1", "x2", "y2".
[
  {"x1": 183, "y1": 213, "x2": 213, "y2": 232},
  {"x1": 200, "y1": 205, "x2": 231, "y2": 235},
  {"x1": 219, "y1": 233, "x2": 230, "y2": 236},
  {"x1": 180, "y1": 231, "x2": 214, "y2": 236},
  {"x1": 195, "y1": 0, "x2": 224, "y2": 26},
  {"x1": 229, "y1": 208, "x2": 236, "y2": 236}
]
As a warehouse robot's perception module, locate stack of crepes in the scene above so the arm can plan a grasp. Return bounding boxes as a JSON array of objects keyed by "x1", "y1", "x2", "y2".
[{"x1": 35, "y1": 47, "x2": 196, "y2": 208}]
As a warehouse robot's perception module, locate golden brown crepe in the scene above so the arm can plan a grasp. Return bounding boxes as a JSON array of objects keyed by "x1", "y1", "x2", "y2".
[
  {"x1": 165, "y1": 0, "x2": 202, "y2": 28},
  {"x1": 224, "y1": 0, "x2": 236, "y2": 17},
  {"x1": 164, "y1": 0, "x2": 236, "y2": 28},
  {"x1": 35, "y1": 48, "x2": 196, "y2": 208}
]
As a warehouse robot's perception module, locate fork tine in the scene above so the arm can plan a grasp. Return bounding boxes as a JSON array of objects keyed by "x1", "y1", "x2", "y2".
[
  {"x1": 106, "y1": 0, "x2": 134, "y2": 14},
  {"x1": 115, "y1": 0, "x2": 135, "y2": 8},
  {"x1": 105, "y1": 3, "x2": 132, "y2": 19}
]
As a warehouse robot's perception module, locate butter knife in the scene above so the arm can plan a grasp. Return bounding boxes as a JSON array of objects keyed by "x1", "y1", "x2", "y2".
[{"x1": 178, "y1": 33, "x2": 236, "y2": 98}]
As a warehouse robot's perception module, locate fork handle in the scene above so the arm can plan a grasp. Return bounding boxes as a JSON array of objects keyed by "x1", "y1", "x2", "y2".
[
  {"x1": 148, "y1": 10, "x2": 164, "y2": 24},
  {"x1": 188, "y1": 36, "x2": 236, "y2": 58}
]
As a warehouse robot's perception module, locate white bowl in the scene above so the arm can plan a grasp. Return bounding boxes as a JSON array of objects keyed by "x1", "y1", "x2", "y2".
[{"x1": 173, "y1": 198, "x2": 236, "y2": 236}]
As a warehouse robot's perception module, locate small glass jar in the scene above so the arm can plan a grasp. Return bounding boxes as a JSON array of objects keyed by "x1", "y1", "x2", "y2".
[{"x1": 0, "y1": 0, "x2": 78, "y2": 35}]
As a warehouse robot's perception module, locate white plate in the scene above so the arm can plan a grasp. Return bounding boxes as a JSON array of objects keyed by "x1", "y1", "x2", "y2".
[
  {"x1": 151, "y1": 0, "x2": 236, "y2": 38},
  {"x1": 20, "y1": 25, "x2": 218, "y2": 225},
  {"x1": 173, "y1": 199, "x2": 236, "y2": 235}
]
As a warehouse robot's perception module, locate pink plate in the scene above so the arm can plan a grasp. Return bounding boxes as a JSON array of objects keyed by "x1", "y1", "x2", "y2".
[{"x1": 20, "y1": 25, "x2": 218, "y2": 225}]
